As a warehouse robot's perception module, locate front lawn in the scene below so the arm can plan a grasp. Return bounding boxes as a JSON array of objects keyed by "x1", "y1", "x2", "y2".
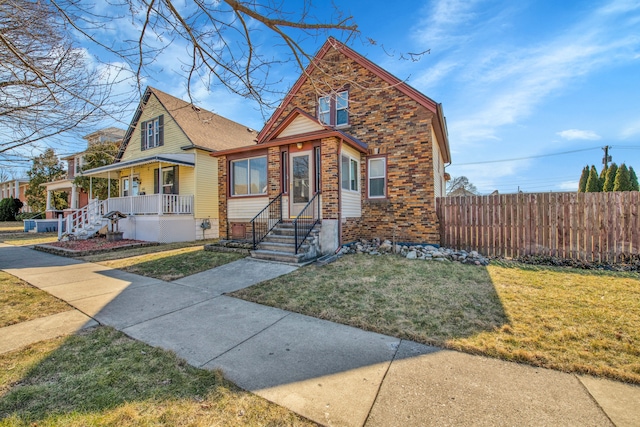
[
  {"x1": 92, "y1": 246, "x2": 245, "y2": 281},
  {"x1": 0, "y1": 327, "x2": 315, "y2": 426},
  {"x1": 0, "y1": 233, "x2": 58, "y2": 246},
  {"x1": 0, "y1": 222, "x2": 22, "y2": 233},
  {"x1": 0, "y1": 272, "x2": 72, "y2": 328},
  {"x1": 232, "y1": 254, "x2": 640, "y2": 384}
]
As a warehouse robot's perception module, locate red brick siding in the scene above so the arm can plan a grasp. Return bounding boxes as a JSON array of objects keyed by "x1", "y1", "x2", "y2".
[{"x1": 267, "y1": 47, "x2": 441, "y2": 243}]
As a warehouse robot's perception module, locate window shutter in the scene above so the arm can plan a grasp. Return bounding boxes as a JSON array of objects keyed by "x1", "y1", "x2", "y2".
[
  {"x1": 140, "y1": 120, "x2": 146, "y2": 151},
  {"x1": 153, "y1": 168, "x2": 159, "y2": 194},
  {"x1": 158, "y1": 115, "x2": 164, "y2": 146},
  {"x1": 173, "y1": 166, "x2": 179, "y2": 194}
]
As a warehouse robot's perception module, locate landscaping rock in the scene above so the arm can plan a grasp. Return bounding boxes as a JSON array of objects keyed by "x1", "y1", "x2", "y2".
[{"x1": 338, "y1": 239, "x2": 491, "y2": 267}]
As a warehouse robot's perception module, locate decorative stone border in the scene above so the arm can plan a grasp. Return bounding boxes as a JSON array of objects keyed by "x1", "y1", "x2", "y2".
[
  {"x1": 338, "y1": 239, "x2": 491, "y2": 266},
  {"x1": 33, "y1": 241, "x2": 159, "y2": 258}
]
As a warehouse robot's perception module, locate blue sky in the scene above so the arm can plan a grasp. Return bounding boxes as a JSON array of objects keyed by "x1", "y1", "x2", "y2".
[{"x1": 51, "y1": 0, "x2": 640, "y2": 193}]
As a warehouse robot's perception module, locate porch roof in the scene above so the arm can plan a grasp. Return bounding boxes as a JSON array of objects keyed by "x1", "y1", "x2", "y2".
[{"x1": 81, "y1": 153, "x2": 195, "y2": 178}]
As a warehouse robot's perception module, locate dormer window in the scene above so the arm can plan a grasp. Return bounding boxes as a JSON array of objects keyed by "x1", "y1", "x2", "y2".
[
  {"x1": 318, "y1": 91, "x2": 349, "y2": 126},
  {"x1": 141, "y1": 115, "x2": 164, "y2": 150}
]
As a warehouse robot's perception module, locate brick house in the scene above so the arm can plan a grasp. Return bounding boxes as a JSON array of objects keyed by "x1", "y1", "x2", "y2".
[{"x1": 211, "y1": 38, "x2": 451, "y2": 262}]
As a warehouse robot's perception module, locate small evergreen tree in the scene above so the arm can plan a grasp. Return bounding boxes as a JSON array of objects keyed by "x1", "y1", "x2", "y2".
[
  {"x1": 614, "y1": 164, "x2": 632, "y2": 191},
  {"x1": 585, "y1": 165, "x2": 600, "y2": 192},
  {"x1": 599, "y1": 165, "x2": 607, "y2": 191},
  {"x1": 629, "y1": 167, "x2": 639, "y2": 191},
  {"x1": 578, "y1": 166, "x2": 589, "y2": 192},
  {"x1": 603, "y1": 163, "x2": 618, "y2": 192}
]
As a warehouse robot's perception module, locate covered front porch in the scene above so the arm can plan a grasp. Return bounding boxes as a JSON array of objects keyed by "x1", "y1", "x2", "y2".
[{"x1": 74, "y1": 154, "x2": 200, "y2": 242}]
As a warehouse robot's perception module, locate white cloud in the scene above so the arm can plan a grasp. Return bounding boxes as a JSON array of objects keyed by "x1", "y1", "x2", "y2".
[
  {"x1": 558, "y1": 181, "x2": 580, "y2": 191},
  {"x1": 557, "y1": 129, "x2": 601, "y2": 140},
  {"x1": 620, "y1": 119, "x2": 640, "y2": 139},
  {"x1": 413, "y1": 0, "x2": 640, "y2": 147}
]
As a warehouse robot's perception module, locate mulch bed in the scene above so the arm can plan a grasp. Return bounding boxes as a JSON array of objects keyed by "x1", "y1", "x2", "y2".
[{"x1": 33, "y1": 237, "x2": 158, "y2": 257}]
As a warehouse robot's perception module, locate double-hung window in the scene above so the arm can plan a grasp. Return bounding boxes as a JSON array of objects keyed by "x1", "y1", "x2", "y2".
[
  {"x1": 141, "y1": 115, "x2": 164, "y2": 150},
  {"x1": 231, "y1": 156, "x2": 267, "y2": 196},
  {"x1": 318, "y1": 91, "x2": 349, "y2": 126},
  {"x1": 368, "y1": 157, "x2": 386, "y2": 198},
  {"x1": 341, "y1": 154, "x2": 358, "y2": 192}
]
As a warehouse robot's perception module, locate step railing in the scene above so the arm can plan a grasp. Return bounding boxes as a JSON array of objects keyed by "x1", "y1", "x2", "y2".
[
  {"x1": 293, "y1": 192, "x2": 321, "y2": 254},
  {"x1": 251, "y1": 193, "x2": 283, "y2": 249},
  {"x1": 65, "y1": 199, "x2": 107, "y2": 236}
]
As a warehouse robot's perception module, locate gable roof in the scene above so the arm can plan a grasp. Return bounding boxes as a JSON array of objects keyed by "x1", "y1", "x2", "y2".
[
  {"x1": 257, "y1": 38, "x2": 451, "y2": 163},
  {"x1": 117, "y1": 87, "x2": 258, "y2": 160}
]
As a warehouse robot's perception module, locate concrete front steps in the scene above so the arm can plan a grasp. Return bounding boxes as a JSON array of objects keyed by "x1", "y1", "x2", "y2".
[{"x1": 250, "y1": 221, "x2": 320, "y2": 264}]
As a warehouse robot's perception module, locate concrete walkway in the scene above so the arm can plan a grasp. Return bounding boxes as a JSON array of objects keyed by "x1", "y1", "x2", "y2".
[{"x1": 1, "y1": 243, "x2": 638, "y2": 426}]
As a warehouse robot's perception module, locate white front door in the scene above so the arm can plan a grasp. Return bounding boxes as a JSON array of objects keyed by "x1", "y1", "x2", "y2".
[{"x1": 290, "y1": 151, "x2": 312, "y2": 217}]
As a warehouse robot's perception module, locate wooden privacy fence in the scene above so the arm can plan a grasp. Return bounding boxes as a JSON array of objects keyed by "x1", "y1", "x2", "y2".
[{"x1": 436, "y1": 192, "x2": 640, "y2": 263}]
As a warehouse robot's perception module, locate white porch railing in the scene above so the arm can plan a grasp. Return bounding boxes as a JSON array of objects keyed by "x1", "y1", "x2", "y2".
[
  {"x1": 104, "y1": 194, "x2": 193, "y2": 215},
  {"x1": 65, "y1": 198, "x2": 107, "y2": 237}
]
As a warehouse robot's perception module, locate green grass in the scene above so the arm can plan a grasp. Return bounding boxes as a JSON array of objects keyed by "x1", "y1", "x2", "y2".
[
  {"x1": 0, "y1": 272, "x2": 72, "y2": 328},
  {"x1": 0, "y1": 233, "x2": 58, "y2": 246},
  {"x1": 0, "y1": 222, "x2": 22, "y2": 233},
  {"x1": 92, "y1": 247, "x2": 245, "y2": 281},
  {"x1": 79, "y1": 240, "x2": 219, "y2": 263},
  {"x1": 232, "y1": 254, "x2": 640, "y2": 384},
  {"x1": 0, "y1": 327, "x2": 315, "y2": 426}
]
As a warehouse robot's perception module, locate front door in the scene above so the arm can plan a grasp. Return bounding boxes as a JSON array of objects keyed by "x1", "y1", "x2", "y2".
[{"x1": 290, "y1": 151, "x2": 311, "y2": 217}]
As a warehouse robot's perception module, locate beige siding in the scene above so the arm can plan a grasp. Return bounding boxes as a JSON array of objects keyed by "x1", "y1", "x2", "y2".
[
  {"x1": 340, "y1": 144, "x2": 362, "y2": 218},
  {"x1": 120, "y1": 94, "x2": 192, "y2": 162},
  {"x1": 194, "y1": 150, "x2": 218, "y2": 218},
  {"x1": 228, "y1": 197, "x2": 269, "y2": 220},
  {"x1": 279, "y1": 115, "x2": 324, "y2": 138},
  {"x1": 432, "y1": 127, "x2": 445, "y2": 198}
]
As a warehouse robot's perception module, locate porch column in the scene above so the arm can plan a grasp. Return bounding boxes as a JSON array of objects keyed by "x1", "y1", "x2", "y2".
[
  {"x1": 107, "y1": 171, "x2": 111, "y2": 199},
  {"x1": 46, "y1": 190, "x2": 52, "y2": 210},
  {"x1": 158, "y1": 162, "x2": 163, "y2": 215},
  {"x1": 89, "y1": 177, "x2": 93, "y2": 201},
  {"x1": 70, "y1": 184, "x2": 78, "y2": 209},
  {"x1": 130, "y1": 166, "x2": 134, "y2": 215},
  {"x1": 14, "y1": 180, "x2": 19, "y2": 198}
]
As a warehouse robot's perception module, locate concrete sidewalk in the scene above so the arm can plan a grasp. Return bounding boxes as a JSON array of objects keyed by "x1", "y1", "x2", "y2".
[{"x1": 1, "y1": 243, "x2": 638, "y2": 426}]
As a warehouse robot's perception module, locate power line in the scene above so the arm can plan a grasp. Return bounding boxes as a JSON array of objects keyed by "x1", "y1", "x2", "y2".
[{"x1": 453, "y1": 146, "x2": 601, "y2": 166}]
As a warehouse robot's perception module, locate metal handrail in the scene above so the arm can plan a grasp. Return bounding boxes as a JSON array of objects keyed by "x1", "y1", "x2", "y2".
[
  {"x1": 250, "y1": 193, "x2": 283, "y2": 249},
  {"x1": 293, "y1": 192, "x2": 321, "y2": 254}
]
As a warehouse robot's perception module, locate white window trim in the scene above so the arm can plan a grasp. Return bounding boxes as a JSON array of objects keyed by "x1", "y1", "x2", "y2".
[
  {"x1": 336, "y1": 90, "x2": 349, "y2": 127},
  {"x1": 368, "y1": 157, "x2": 386, "y2": 198},
  {"x1": 341, "y1": 154, "x2": 359, "y2": 193},
  {"x1": 231, "y1": 155, "x2": 268, "y2": 196},
  {"x1": 143, "y1": 117, "x2": 162, "y2": 150}
]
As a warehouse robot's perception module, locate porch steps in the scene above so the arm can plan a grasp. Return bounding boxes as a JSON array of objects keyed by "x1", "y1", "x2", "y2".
[{"x1": 250, "y1": 221, "x2": 320, "y2": 264}]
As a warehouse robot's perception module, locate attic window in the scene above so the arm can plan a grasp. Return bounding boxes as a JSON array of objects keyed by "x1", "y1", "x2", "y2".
[
  {"x1": 141, "y1": 115, "x2": 164, "y2": 151},
  {"x1": 318, "y1": 91, "x2": 349, "y2": 126}
]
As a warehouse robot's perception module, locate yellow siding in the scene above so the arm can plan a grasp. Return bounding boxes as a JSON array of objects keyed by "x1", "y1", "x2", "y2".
[
  {"x1": 118, "y1": 163, "x2": 195, "y2": 197},
  {"x1": 120, "y1": 94, "x2": 192, "y2": 162},
  {"x1": 194, "y1": 150, "x2": 219, "y2": 218},
  {"x1": 340, "y1": 143, "x2": 362, "y2": 218}
]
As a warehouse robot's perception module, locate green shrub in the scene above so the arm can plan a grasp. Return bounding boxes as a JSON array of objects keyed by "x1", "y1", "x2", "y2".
[{"x1": 0, "y1": 198, "x2": 23, "y2": 221}]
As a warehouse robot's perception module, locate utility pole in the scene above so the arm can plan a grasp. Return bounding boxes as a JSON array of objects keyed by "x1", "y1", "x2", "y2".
[{"x1": 602, "y1": 146, "x2": 612, "y2": 169}]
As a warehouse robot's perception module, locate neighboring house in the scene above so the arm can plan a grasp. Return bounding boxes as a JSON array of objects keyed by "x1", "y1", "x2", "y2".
[
  {"x1": 0, "y1": 179, "x2": 31, "y2": 213},
  {"x1": 447, "y1": 187, "x2": 477, "y2": 197},
  {"x1": 43, "y1": 127, "x2": 126, "y2": 219},
  {"x1": 80, "y1": 87, "x2": 258, "y2": 242},
  {"x1": 212, "y1": 38, "x2": 451, "y2": 262}
]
